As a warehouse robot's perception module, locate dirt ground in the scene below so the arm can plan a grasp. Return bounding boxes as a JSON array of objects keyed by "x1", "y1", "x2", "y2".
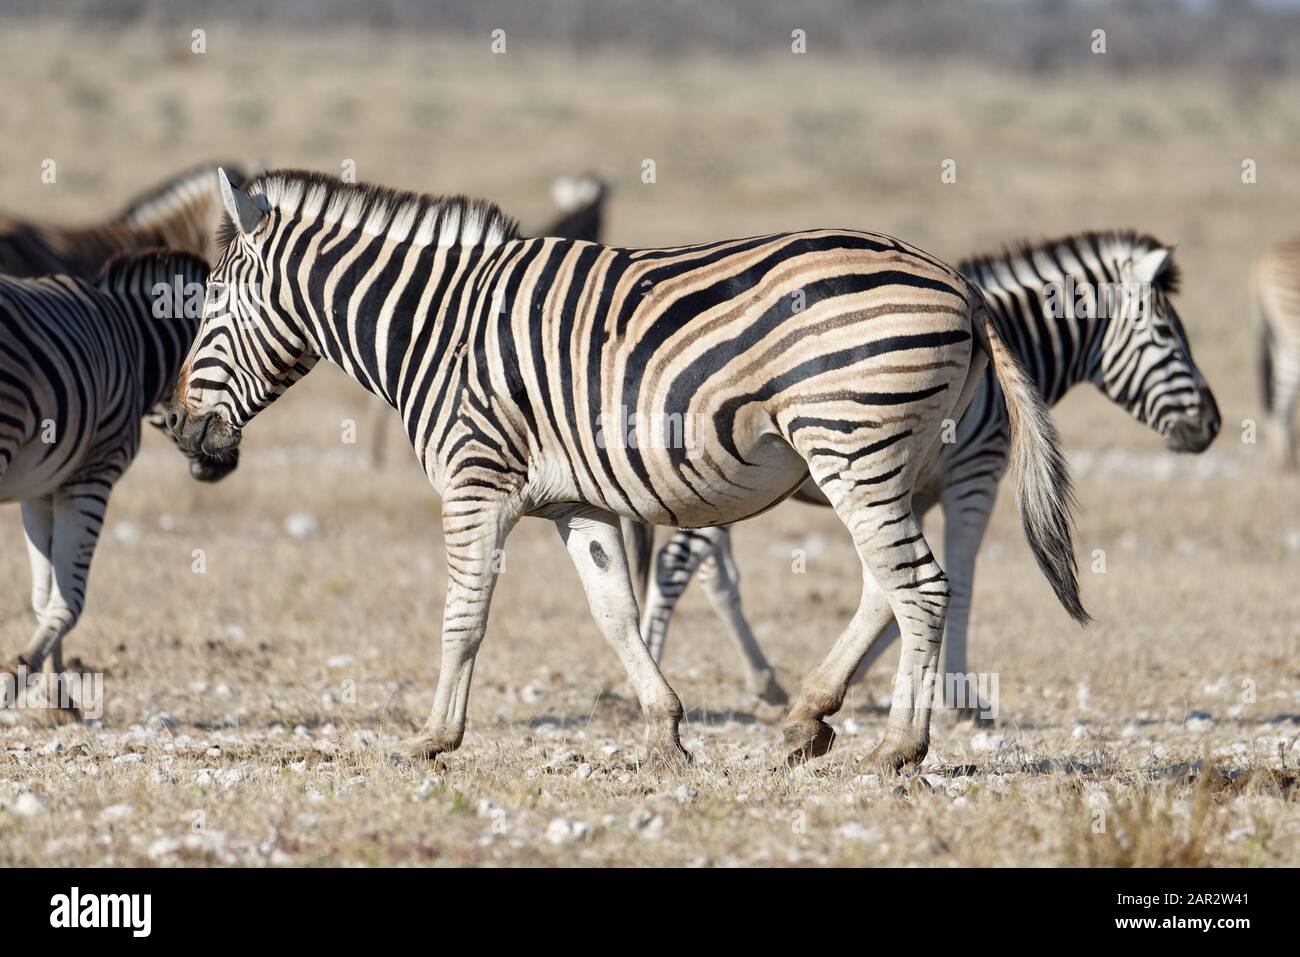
[{"x1": 0, "y1": 22, "x2": 1298, "y2": 866}]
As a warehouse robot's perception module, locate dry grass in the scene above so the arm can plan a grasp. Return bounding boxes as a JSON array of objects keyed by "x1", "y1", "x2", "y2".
[{"x1": 1, "y1": 21, "x2": 1299, "y2": 866}]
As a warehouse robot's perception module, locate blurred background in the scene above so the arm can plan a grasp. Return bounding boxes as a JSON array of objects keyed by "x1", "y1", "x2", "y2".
[{"x1": 0, "y1": 0, "x2": 1298, "y2": 866}]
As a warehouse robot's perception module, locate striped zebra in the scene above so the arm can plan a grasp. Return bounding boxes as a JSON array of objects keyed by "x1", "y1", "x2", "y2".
[
  {"x1": 1255, "y1": 241, "x2": 1300, "y2": 470},
  {"x1": 168, "y1": 169, "x2": 1086, "y2": 771},
  {"x1": 0, "y1": 162, "x2": 246, "y2": 279},
  {"x1": 0, "y1": 250, "x2": 235, "y2": 710},
  {"x1": 636, "y1": 232, "x2": 1220, "y2": 713},
  {"x1": 367, "y1": 173, "x2": 609, "y2": 467}
]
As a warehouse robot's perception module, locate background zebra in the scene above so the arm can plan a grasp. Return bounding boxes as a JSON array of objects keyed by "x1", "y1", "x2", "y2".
[
  {"x1": 366, "y1": 173, "x2": 609, "y2": 467},
  {"x1": 0, "y1": 162, "x2": 246, "y2": 279},
  {"x1": 1255, "y1": 241, "x2": 1300, "y2": 470},
  {"x1": 168, "y1": 169, "x2": 1085, "y2": 772},
  {"x1": 636, "y1": 232, "x2": 1220, "y2": 713},
  {"x1": 0, "y1": 250, "x2": 234, "y2": 712}
]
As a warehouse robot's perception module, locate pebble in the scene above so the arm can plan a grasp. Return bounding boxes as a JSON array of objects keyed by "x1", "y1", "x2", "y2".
[
  {"x1": 97, "y1": 803, "x2": 133, "y2": 824},
  {"x1": 284, "y1": 513, "x2": 320, "y2": 538},
  {"x1": 545, "y1": 817, "x2": 591, "y2": 845},
  {"x1": 629, "y1": 809, "x2": 665, "y2": 837},
  {"x1": 12, "y1": 793, "x2": 44, "y2": 816},
  {"x1": 970, "y1": 731, "x2": 1007, "y2": 752}
]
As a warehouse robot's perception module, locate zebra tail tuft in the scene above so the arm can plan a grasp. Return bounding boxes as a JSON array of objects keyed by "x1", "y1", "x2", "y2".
[{"x1": 973, "y1": 303, "x2": 1090, "y2": 625}]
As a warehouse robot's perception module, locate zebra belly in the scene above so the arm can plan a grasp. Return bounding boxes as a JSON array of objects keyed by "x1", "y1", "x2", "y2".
[
  {"x1": 0, "y1": 439, "x2": 86, "y2": 501},
  {"x1": 615, "y1": 430, "x2": 810, "y2": 529}
]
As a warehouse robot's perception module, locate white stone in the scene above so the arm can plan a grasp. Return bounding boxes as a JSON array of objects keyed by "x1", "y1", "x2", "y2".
[
  {"x1": 970, "y1": 731, "x2": 1007, "y2": 752},
  {"x1": 98, "y1": 803, "x2": 133, "y2": 823},
  {"x1": 284, "y1": 513, "x2": 319, "y2": 538},
  {"x1": 545, "y1": 817, "x2": 591, "y2": 845},
  {"x1": 12, "y1": 793, "x2": 44, "y2": 816},
  {"x1": 836, "y1": 822, "x2": 881, "y2": 843}
]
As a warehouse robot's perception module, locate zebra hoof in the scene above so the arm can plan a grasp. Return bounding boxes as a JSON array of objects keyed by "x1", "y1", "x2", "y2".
[
  {"x1": 864, "y1": 728, "x2": 928, "y2": 774},
  {"x1": 393, "y1": 730, "x2": 457, "y2": 763},
  {"x1": 782, "y1": 717, "x2": 836, "y2": 766},
  {"x1": 640, "y1": 740, "x2": 692, "y2": 772},
  {"x1": 0, "y1": 657, "x2": 30, "y2": 708}
]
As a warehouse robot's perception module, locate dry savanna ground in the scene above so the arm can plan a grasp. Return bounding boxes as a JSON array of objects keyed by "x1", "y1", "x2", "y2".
[{"x1": 0, "y1": 22, "x2": 1298, "y2": 866}]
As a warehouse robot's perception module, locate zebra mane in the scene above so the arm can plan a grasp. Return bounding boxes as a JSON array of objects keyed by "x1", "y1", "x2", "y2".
[
  {"x1": 96, "y1": 248, "x2": 210, "y2": 291},
  {"x1": 229, "y1": 169, "x2": 521, "y2": 252},
  {"x1": 961, "y1": 230, "x2": 1181, "y2": 295},
  {"x1": 117, "y1": 162, "x2": 248, "y2": 227}
]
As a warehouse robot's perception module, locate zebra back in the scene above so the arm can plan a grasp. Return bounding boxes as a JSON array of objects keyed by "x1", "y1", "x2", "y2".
[{"x1": 0, "y1": 162, "x2": 246, "y2": 281}]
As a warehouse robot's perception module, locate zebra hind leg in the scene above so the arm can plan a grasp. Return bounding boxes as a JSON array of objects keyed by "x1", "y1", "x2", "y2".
[
  {"x1": 555, "y1": 507, "x2": 690, "y2": 767},
  {"x1": 695, "y1": 530, "x2": 788, "y2": 706},
  {"x1": 778, "y1": 434, "x2": 951, "y2": 771}
]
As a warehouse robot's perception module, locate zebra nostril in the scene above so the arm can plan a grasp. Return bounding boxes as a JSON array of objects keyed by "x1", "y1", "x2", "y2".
[{"x1": 164, "y1": 406, "x2": 185, "y2": 436}]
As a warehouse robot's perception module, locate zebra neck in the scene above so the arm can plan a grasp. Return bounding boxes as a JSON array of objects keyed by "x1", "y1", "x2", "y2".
[
  {"x1": 304, "y1": 243, "x2": 501, "y2": 420},
  {"x1": 985, "y1": 277, "x2": 1106, "y2": 407},
  {"x1": 133, "y1": 300, "x2": 200, "y2": 414}
]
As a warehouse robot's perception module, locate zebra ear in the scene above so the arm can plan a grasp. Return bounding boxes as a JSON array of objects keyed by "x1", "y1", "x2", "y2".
[
  {"x1": 219, "y1": 167, "x2": 264, "y2": 237},
  {"x1": 1133, "y1": 246, "x2": 1174, "y2": 285}
]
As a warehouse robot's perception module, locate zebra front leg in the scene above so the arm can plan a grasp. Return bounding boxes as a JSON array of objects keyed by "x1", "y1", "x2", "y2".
[
  {"x1": 642, "y1": 527, "x2": 724, "y2": 662},
  {"x1": 398, "y1": 493, "x2": 520, "y2": 761},
  {"x1": 556, "y1": 507, "x2": 689, "y2": 766},
  {"x1": 17, "y1": 486, "x2": 109, "y2": 718},
  {"x1": 696, "y1": 530, "x2": 787, "y2": 705},
  {"x1": 2, "y1": 498, "x2": 55, "y2": 695}
]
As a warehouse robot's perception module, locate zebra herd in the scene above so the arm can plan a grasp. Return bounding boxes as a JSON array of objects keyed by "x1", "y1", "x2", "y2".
[{"x1": 0, "y1": 162, "x2": 1293, "y2": 772}]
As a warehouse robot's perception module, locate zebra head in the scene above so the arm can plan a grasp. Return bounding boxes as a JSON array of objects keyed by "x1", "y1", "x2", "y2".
[
  {"x1": 1089, "y1": 239, "x2": 1220, "y2": 453},
  {"x1": 167, "y1": 169, "x2": 317, "y2": 461}
]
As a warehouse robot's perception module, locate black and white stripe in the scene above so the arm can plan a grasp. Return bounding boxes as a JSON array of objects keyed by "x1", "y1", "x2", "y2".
[
  {"x1": 169, "y1": 168, "x2": 1084, "y2": 770},
  {"x1": 0, "y1": 251, "x2": 234, "y2": 703},
  {"x1": 638, "y1": 231, "x2": 1220, "y2": 713}
]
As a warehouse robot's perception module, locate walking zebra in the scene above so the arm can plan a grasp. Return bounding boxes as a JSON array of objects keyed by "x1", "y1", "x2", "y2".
[
  {"x1": 168, "y1": 169, "x2": 1085, "y2": 771},
  {"x1": 0, "y1": 250, "x2": 235, "y2": 710},
  {"x1": 367, "y1": 173, "x2": 609, "y2": 467},
  {"x1": 0, "y1": 162, "x2": 246, "y2": 279},
  {"x1": 636, "y1": 232, "x2": 1220, "y2": 712},
  {"x1": 1255, "y1": 241, "x2": 1300, "y2": 470}
]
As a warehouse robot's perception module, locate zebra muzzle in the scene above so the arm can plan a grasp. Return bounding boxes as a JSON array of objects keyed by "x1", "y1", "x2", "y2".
[{"x1": 166, "y1": 406, "x2": 240, "y2": 459}]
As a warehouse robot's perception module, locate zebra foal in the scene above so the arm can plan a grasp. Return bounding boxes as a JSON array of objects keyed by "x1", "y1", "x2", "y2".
[
  {"x1": 168, "y1": 169, "x2": 1086, "y2": 771},
  {"x1": 0, "y1": 251, "x2": 234, "y2": 708},
  {"x1": 637, "y1": 233, "x2": 1220, "y2": 711}
]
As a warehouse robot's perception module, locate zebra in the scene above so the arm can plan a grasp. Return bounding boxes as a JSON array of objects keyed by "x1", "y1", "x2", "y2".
[
  {"x1": 0, "y1": 162, "x2": 247, "y2": 279},
  {"x1": 367, "y1": 173, "x2": 609, "y2": 467},
  {"x1": 0, "y1": 250, "x2": 235, "y2": 712},
  {"x1": 167, "y1": 168, "x2": 1086, "y2": 771},
  {"x1": 1255, "y1": 241, "x2": 1300, "y2": 470},
  {"x1": 634, "y1": 232, "x2": 1220, "y2": 713}
]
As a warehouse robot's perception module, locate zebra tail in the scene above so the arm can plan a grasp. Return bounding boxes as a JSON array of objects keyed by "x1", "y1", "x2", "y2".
[{"x1": 972, "y1": 303, "x2": 1090, "y2": 625}]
